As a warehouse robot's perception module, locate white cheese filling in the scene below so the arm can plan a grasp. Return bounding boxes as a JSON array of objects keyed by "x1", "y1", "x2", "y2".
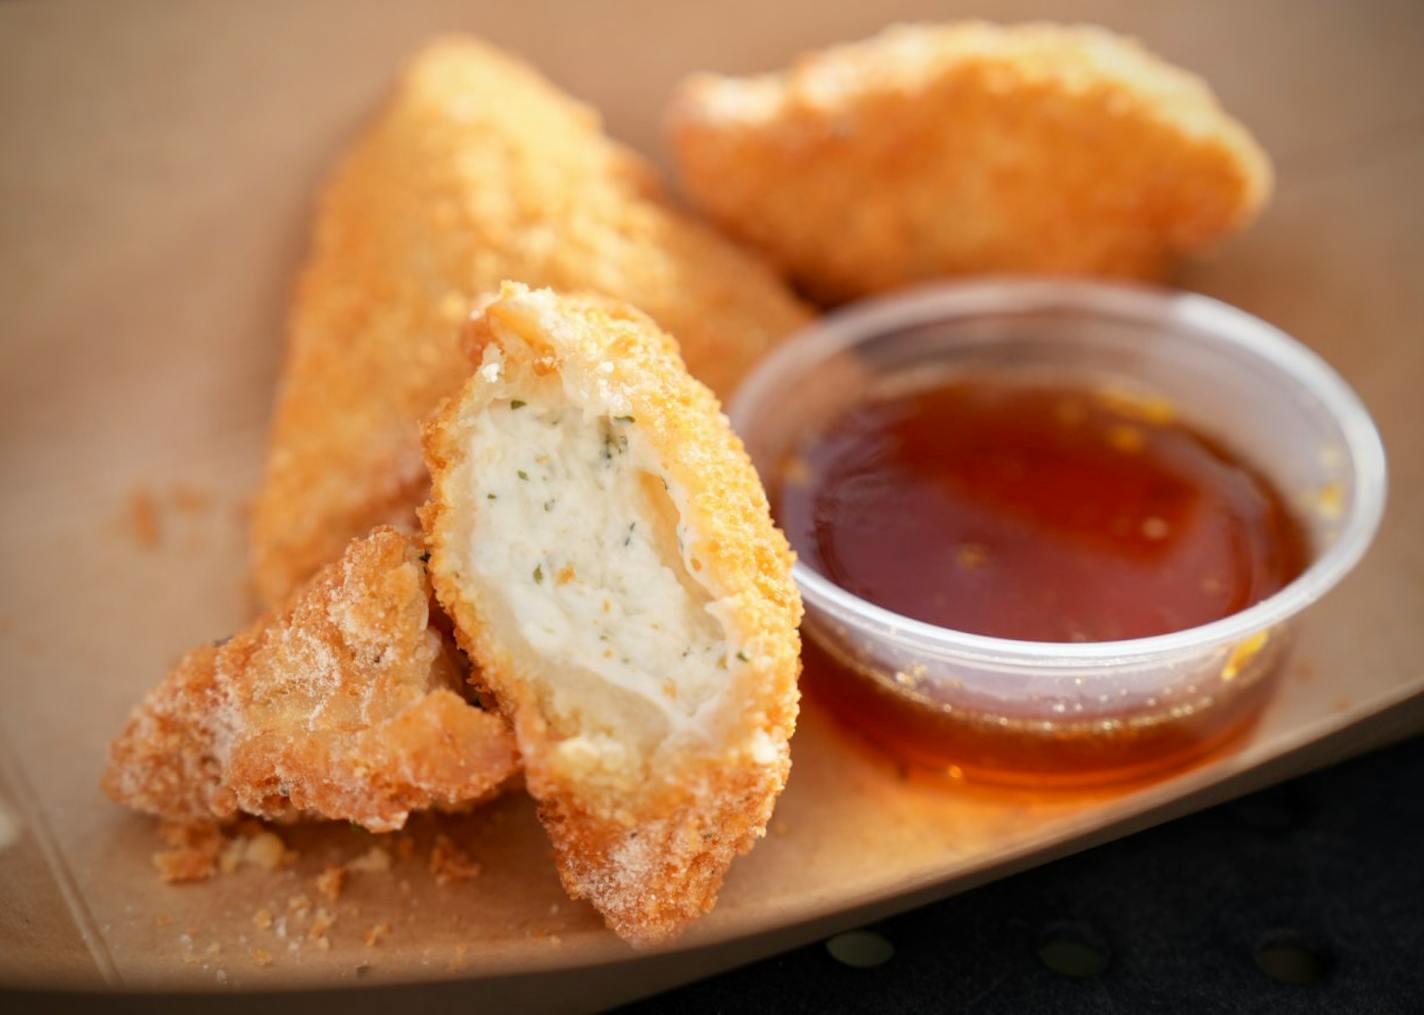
[{"x1": 464, "y1": 394, "x2": 732, "y2": 744}]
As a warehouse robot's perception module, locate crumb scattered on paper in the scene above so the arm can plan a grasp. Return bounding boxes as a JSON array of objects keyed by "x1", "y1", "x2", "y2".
[
  {"x1": 119, "y1": 483, "x2": 224, "y2": 550},
  {"x1": 308, "y1": 908, "x2": 336, "y2": 949},
  {"x1": 171, "y1": 485, "x2": 212, "y2": 514},
  {"x1": 126, "y1": 489, "x2": 161, "y2": 549},
  {"x1": 246, "y1": 831, "x2": 291, "y2": 869},
  {"x1": 146, "y1": 817, "x2": 514, "y2": 967},
  {"x1": 429, "y1": 833, "x2": 481, "y2": 885},
  {"x1": 315, "y1": 864, "x2": 346, "y2": 902},
  {"x1": 218, "y1": 839, "x2": 243, "y2": 874},
  {"x1": 288, "y1": 893, "x2": 313, "y2": 919},
  {"x1": 220, "y1": 828, "x2": 291, "y2": 874},
  {"x1": 345, "y1": 845, "x2": 391, "y2": 873},
  {"x1": 153, "y1": 822, "x2": 224, "y2": 882}
]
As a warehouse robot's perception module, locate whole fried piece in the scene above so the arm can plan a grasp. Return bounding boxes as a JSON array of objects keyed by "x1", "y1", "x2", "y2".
[
  {"x1": 104, "y1": 527, "x2": 518, "y2": 832},
  {"x1": 668, "y1": 21, "x2": 1273, "y2": 302},
  {"x1": 422, "y1": 283, "x2": 802, "y2": 946},
  {"x1": 251, "y1": 37, "x2": 812, "y2": 608}
]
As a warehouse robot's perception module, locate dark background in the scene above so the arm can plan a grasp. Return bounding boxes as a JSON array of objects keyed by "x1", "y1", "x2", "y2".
[
  {"x1": 625, "y1": 735, "x2": 1424, "y2": 1013},
  {"x1": 2, "y1": 3, "x2": 1421, "y2": 1010}
]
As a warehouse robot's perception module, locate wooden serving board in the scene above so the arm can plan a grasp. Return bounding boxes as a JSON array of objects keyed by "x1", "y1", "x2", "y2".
[{"x1": 2, "y1": 2, "x2": 1421, "y2": 1010}]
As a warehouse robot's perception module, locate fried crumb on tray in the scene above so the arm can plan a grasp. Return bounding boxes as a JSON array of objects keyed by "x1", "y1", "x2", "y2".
[
  {"x1": 219, "y1": 827, "x2": 292, "y2": 875},
  {"x1": 314, "y1": 865, "x2": 347, "y2": 902},
  {"x1": 395, "y1": 834, "x2": 416, "y2": 863},
  {"x1": 125, "y1": 489, "x2": 162, "y2": 549},
  {"x1": 170, "y1": 484, "x2": 212, "y2": 514},
  {"x1": 120, "y1": 484, "x2": 218, "y2": 550},
  {"x1": 152, "y1": 822, "x2": 225, "y2": 883},
  {"x1": 308, "y1": 908, "x2": 336, "y2": 949},
  {"x1": 345, "y1": 845, "x2": 392, "y2": 873},
  {"x1": 429, "y1": 834, "x2": 482, "y2": 886}
]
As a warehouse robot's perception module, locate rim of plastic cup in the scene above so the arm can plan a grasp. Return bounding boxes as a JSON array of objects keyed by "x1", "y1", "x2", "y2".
[{"x1": 729, "y1": 278, "x2": 1388, "y2": 669}]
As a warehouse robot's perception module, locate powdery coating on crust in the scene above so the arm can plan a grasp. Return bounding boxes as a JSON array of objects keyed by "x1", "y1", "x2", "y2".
[
  {"x1": 250, "y1": 36, "x2": 812, "y2": 607},
  {"x1": 668, "y1": 21, "x2": 1273, "y2": 302},
  {"x1": 103, "y1": 528, "x2": 519, "y2": 832},
  {"x1": 423, "y1": 283, "x2": 802, "y2": 945}
]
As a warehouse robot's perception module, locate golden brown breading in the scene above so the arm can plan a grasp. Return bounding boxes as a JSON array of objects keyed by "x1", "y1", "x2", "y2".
[
  {"x1": 667, "y1": 21, "x2": 1272, "y2": 302},
  {"x1": 250, "y1": 36, "x2": 812, "y2": 607},
  {"x1": 422, "y1": 283, "x2": 802, "y2": 945},
  {"x1": 104, "y1": 527, "x2": 518, "y2": 832}
]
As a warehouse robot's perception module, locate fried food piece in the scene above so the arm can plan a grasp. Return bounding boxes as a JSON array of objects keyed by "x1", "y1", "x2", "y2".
[
  {"x1": 251, "y1": 37, "x2": 812, "y2": 608},
  {"x1": 667, "y1": 21, "x2": 1273, "y2": 302},
  {"x1": 422, "y1": 283, "x2": 802, "y2": 945},
  {"x1": 104, "y1": 527, "x2": 518, "y2": 832}
]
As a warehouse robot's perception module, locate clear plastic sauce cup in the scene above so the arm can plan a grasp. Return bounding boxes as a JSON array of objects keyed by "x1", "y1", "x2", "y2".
[{"x1": 730, "y1": 279, "x2": 1387, "y2": 787}]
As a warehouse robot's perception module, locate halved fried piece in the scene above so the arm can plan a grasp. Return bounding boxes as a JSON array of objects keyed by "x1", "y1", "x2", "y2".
[
  {"x1": 251, "y1": 36, "x2": 812, "y2": 607},
  {"x1": 422, "y1": 283, "x2": 802, "y2": 945},
  {"x1": 668, "y1": 21, "x2": 1272, "y2": 302},
  {"x1": 104, "y1": 527, "x2": 518, "y2": 832}
]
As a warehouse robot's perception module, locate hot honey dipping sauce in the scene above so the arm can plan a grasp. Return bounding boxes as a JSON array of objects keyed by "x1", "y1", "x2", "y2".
[{"x1": 776, "y1": 375, "x2": 1310, "y2": 786}]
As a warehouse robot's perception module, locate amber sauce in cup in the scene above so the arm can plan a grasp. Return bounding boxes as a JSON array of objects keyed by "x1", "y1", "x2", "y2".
[{"x1": 776, "y1": 377, "x2": 1309, "y2": 785}]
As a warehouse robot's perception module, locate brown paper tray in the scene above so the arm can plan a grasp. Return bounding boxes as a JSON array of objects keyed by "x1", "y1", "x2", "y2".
[{"x1": 2, "y1": 2, "x2": 1421, "y2": 1010}]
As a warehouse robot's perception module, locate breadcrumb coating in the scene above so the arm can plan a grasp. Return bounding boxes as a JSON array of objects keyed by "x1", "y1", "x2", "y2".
[
  {"x1": 423, "y1": 283, "x2": 802, "y2": 945},
  {"x1": 104, "y1": 528, "x2": 518, "y2": 832},
  {"x1": 668, "y1": 21, "x2": 1272, "y2": 302},
  {"x1": 251, "y1": 36, "x2": 811, "y2": 607}
]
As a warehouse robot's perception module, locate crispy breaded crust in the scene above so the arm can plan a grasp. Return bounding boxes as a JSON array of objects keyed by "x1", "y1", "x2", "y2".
[
  {"x1": 668, "y1": 21, "x2": 1272, "y2": 302},
  {"x1": 251, "y1": 37, "x2": 811, "y2": 607},
  {"x1": 104, "y1": 528, "x2": 518, "y2": 832},
  {"x1": 423, "y1": 283, "x2": 802, "y2": 945}
]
